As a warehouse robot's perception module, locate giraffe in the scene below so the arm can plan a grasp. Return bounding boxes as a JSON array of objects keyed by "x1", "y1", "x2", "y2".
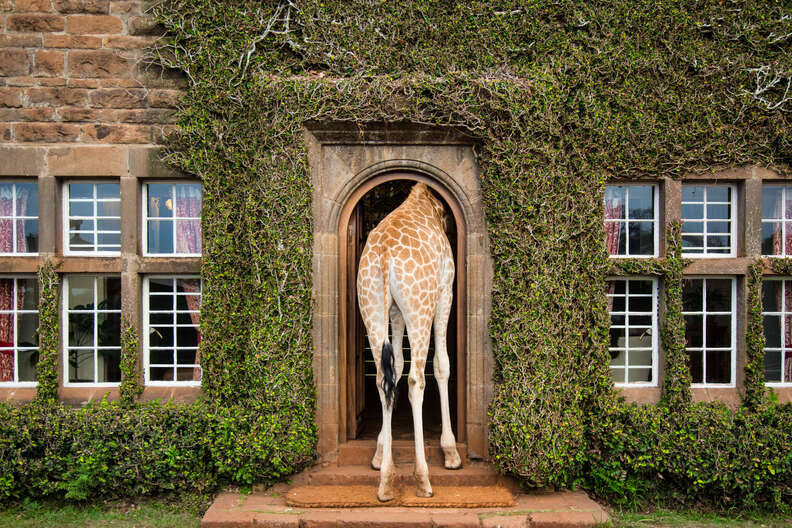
[{"x1": 356, "y1": 181, "x2": 462, "y2": 502}]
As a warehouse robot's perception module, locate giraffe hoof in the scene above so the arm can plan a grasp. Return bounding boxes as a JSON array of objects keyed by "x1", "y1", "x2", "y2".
[
  {"x1": 370, "y1": 460, "x2": 381, "y2": 470},
  {"x1": 377, "y1": 491, "x2": 394, "y2": 502},
  {"x1": 416, "y1": 488, "x2": 433, "y2": 498},
  {"x1": 444, "y1": 459, "x2": 463, "y2": 470}
]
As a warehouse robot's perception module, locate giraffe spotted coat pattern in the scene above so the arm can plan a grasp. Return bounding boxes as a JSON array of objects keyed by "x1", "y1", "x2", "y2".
[{"x1": 357, "y1": 182, "x2": 462, "y2": 502}]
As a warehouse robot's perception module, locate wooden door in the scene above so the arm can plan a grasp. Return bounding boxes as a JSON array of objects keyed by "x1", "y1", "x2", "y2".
[{"x1": 346, "y1": 203, "x2": 366, "y2": 438}]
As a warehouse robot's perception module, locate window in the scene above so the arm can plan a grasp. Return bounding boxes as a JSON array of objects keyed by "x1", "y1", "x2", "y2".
[
  {"x1": 606, "y1": 278, "x2": 657, "y2": 385},
  {"x1": 64, "y1": 182, "x2": 121, "y2": 255},
  {"x1": 604, "y1": 185, "x2": 658, "y2": 257},
  {"x1": 681, "y1": 185, "x2": 735, "y2": 257},
  {"x1": 0, "y1": 181, "x2": 38, "y2": 255},
  {"x1": 761, "y1": 185, "x2": 792, "y2": 256},
  {"x1": 144, "y1": 183, "x2": 202, "y2": 256},
  {"x1": 144, "y1": 276, "x2": 201, "y2": 385},
  {"x1": 64, "y1": 276, "x2": 121, "y2": 385},
  {"x1": 0, "y1": 277, "x2": 38, "y2": 385},
  {"x1": 682, "y1": 278, "x2": 736, "y2": 385},
  {"x1": 761, "y1": 279, "x2": 792, "y2": 385}
]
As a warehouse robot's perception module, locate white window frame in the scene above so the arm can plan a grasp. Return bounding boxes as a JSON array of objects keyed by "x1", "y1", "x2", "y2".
[
  {"x1": 143, "y1": 275, "x2": 202, "y2": 386},
  {"x1": 0, "y1": 275, "x2": 38, "y2": 387},
  {"x1": 682, "y1": 276, "x2": 737, "y2": 388},
  {"x1": 605, "y1": 184, "x2": 660, "y2": 258},
  {"x1": 62, "y1": 180, "x2": 121, "y2": 257},
  {"x1": 62, "y1": 275, "x2": 122, "y2": 387},
  {"x1": 142, "y1": 181, "x2": 202, "y2": 258},
  {"x1": 761, "y1": 277, "x2": 792, "y2": 387},
  {"x1": 760, "y1": 184, "x2": 792, "y2": 258},
  {"x1": 0, "y1": 180, "x2": 38, "y2": 256},
  {"x1": 606, "y1": 277, "x2": 659, "y2": 387},
  {"x1": 680, "y1": 184, "x2": 737, "y2": 258}
]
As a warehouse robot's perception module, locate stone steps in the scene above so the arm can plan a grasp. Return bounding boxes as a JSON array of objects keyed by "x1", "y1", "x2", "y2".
[
  {"x1": 337, "y1": 439, "x2": 468, "y2": 466},
  {"x1": 307, "y1": 462, "x2": 505, "y2": 487}
]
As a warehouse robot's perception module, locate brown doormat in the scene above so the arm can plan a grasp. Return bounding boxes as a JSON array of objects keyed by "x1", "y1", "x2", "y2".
[{"x1": 286, "y1": 485, "x2": 514, "y2": 508}]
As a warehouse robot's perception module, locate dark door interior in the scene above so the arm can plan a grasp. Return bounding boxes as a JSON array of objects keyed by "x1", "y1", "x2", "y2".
[{"x1": 347, "y1": 179, "x2": 458, "y2": 441}]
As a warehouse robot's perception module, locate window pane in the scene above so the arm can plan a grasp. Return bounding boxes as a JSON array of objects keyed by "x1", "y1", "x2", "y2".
[
  {"x1": 150, "y1": 326, "x2": 174, "y2": 347},
  {"x1": 706, "y1": 279, "x2": 731, "y2": 311},
  {"x1": 150, "y1": 349, "x2": 173, "y2": 365},
  {"x1": 628, "y1": 327, "x2": 651, "y2": 348},
  {"x1": 0, "y1": 279, "x2": 12, "y2": 311},
  {"x1": 175, "y1": 184, "x2": 202, "y2": 218},
  {"x1": 682, "y1": 236, "x2": 703, "y2": 251},
  {"x1": 69, "y1": 218, "x2": 93, "y2": 232},
  {"x1": 98, "y1": 277, "x2": 121, "y2": 310},
  {"x1": 763, "y1": 281, "x2": 781, "y2": 312},
  {"x1": 763, "y1": 187, "x2": 782, "y2": 219},
  {"x1": 627, "y1": 368, "x2": 652, "y2": 383},
  {"x1": 18, "y1": 278, "x2": 37, "y2": 310},
  {"x1": 609, "y1": 367, "x2": 625, "y2": 384},
  {"x1": 96, "y1": 183, "x2": 119, "y2": 199},
  {"x1": 764, "y1": 315, "x2": 781, "y2": 348},
  {"x1": 706, "y1": 315, "x2": 731, "y2": 347},
  {"x1": 148, "y1": 220, "x2": 174, "y2": 253},
  {"x1": 17, "y1": 349, "x2": 37, "y2": 382},
  {"x1": 69, "y1": 183, "x2": 93, "y2": 199},
  {"x1": 68, "y1": 277, "x2": 94, "y2": 309},
  {"x1": 69, "y1": 313, "x2": 93, "y2": 347},
  {"x1": 68, "y1": 349, "x2": 94, "y2": 383},
  {"x1": 609, "y1": 327, "x2": 624, "y2": 348},
  {"x1": 628, "y1": 186, "x2": 653, "y2": 219},
  {"x1": 628, "y1": 222, "x2": 653, "y2": 255},
  {"x1": 706, "y1": 349, "x2": 730, "y2": 384},
  {"x1": 149, "y1": 294, "x2": 173, "y2": 311},
  {"x1": 682, "y1": 203, "x2": 704, "y2": 220},
  {"x1": 786, "y1": 316, "x2": 792, "y2": 348},
  {"x1": 150, "y1": 313, "x2": 171, "y2": 325},
  {"x1": 16, "y1": 314, "x2": 37, "y2": 347},
  {"x1": 605, "y1": 222, "x2": 626, "y2": 255},
  {"x1": 683, "y1": 279, "x2": 703, "y2": 311},
  {"x1": 97, "y1": 219, "x2": 121, "y2": 232},
  {"x1": 0, "y1": 313, "x2": 13, "y2": 348},
  {"x1": 765, "y1": 350, "x2": 782, "y2": 382},
  {"x1": 177, "y1": 348, "x2": 197, "y2": 365},
  {"x1": 682, "y1": 186, "x2": 704, "y2": 202},
  {"x1": 97, "y1": 313, "x2": 120, "y2": 346},
  {"x1": 176, "y1": 367, "x2": 196, "y2": 381},
  {"x1": 150, "y1": 278, "x2": 173, "y2": 293},
  {"x1": 762, "y1": 222, "x2": 781, "y2": 255},
  {"x1": 604, "y1": 186, "x2": 625, "y2": 220},
  {"x1": 707, "y1": 204, "x2": 730, "y2": 219},
  {"x1": 707, "y1": 187, "x2": 730, "y2": 202},
  {"x1": 150, "y1": 367, "x2": 173, "y2": 381},
  {"x1": 630, "y1": 280, "x2": 652, "y2": 295},
  {"x1": 176, "y1": 326, "x2": 199, "y2": 348},
  {"x1": 70, "y1": 201, "x2": 93, "y2": 217},
  {"x1": 609, "y1": 349, "x2": 625, "y2": 367},
  {"x1": 630, "y1": 315, "x2": 652, "y2": 326},
  {"x1": 175, "y1": 219, "x2": 201, "y2": 254},
  {"x1": 97, "y1": 349, "x2": 121, "y2": 382},
  {"x1": 689, "y1": 350, "x2": 703, "y2": 383},
  {"x1": 682, "y1": 221, "x2": 703, "y2": 234},
  {"x1": 708, "y1": 221, "x2": 730, "y2": 234},
  {"x1": 610, "y1": 295, "x2": 625, "y2": 312},
  {"x1": 17, "y1": 183, "x2": 37, "y2": 217},
  {"x1": 630, "y1": 349, "x2": 652, "y2": 367},
  {"x1": 22, "y1": 220, "x2": 37, "y2": 253},
  {"x1": 147, "y1": 184, "x2": 173, "y2": 218},
  {"x1": 97, "y1": 201, "x2": 120, "y2": 217},
  {"x1": 685, "y1": 315, "x2": 703, "y2": 347}
]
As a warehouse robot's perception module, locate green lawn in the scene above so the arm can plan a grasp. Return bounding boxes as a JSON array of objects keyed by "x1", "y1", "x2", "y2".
[
  {"x1": 613, "y1": 509, "x2": 792, "y2": 528},
  {"x1": 0, "y1": 495, "x2": 207, "y2": 528}
]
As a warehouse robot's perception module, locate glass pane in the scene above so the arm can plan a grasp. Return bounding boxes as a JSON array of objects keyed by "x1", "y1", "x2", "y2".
[
  {"x1": 706, "y1": 279, "x2": 731, "y2": 312},
  {"x1": 0, "y1": 279, "x2": 12, "y2": 310},
  {"x1": 682, "y1": 236, "x2": 703, "y2": 250},
  {"x1": 682, "y1": 221, "x2": 703, "y2": 234},
  {"x1": 0, "y1": 349, "x2": 13, "y2": 382},
  {"x1": 176, "y1": 367, "x2": 197, "y2": 381},
  {"x1": 628, "y1": 186, "x2": 653, "y2": 220},
  {"x1": 68, "y1": 313, "x2": 93, "y2": 347},
  {"x1": 68, "y1": 349, "x2": 94, "y2": 383},
  {"x1": 762, "y1": 222, "x2": 782, "y2": 255},
  {"x1": 707, "y1": 204, "x2": 730, "y2": 220},
  {"x1": 177, "y1": 312, "x2": 197, "y2": 325},
  {"x1": 627, "y1": 368, "x2": 652, "y2": 383},
  {"x1": 611, "y1": 281, "x2": 626, "y2": 295},
  {"x1": 631, "y1": 315, "x2": 652, "y2": 327},
  {"x1": 18, "y1": 278, "x2": 37, "y2": 310},
  {"x1": 682, "y1": 186, "x2": 704, "y2": 202},
  {"x1": 707, "y1": 238, "x2": 731, "y2": 251},
  {"x1": 609, "y1": 367, "x2": 625, "y2": 384},
  {"x1": 98, "y1": 277, "x2": 121, "y2": 310},
  {"x1": 148, "y1": 220, "x2": 174, "y2": 253},
  {"x1": 176, "y1": 326, "x2": 199, "y2": 348},
  {"x1": 706, "y1": 315, "x2": 731, "y2": 347},
  {"x1": 605, "y1": 222, "x2": 626, "y2": 255},
  {"x1": 16, "y1": 314, "x2": 37, "y2": 347},
  {"x1": 763, "y1": 280, "x2": 781, "y2": 312},
  {"x1": 609, "y1": 349, "x2": 626, "y2": 367},
  {"x1": 764, "y1": 315, "x2": 781, "y2": 348},
  {"x1": 0, "y1": 313, "x2": 13, "y2": 348},
  {"x1": 628, "y1": 327, "x2": 652, "y2": 348},
  {"x1": 17, "y1": 183, "x2": 37, "y2": 217},
  {"x1": 69, "y1": 201, "x2": 93, "y2": 217},
  {"x1": 175, "y1": 184, "x2": 202, "y2": 218},
  {"x1": 609, "y1": 327, "x2": 624, "y2": 348},
  {"x1": 629, "y1": 280, "x2": 652, "y2": 295},
  {"x1": 97, "y1": 219, "x2": 121, "y2": 232},
  {"x1": 708, "y1": 221, "x2": 730, "y2": 234},
  {"x1": 681, "y1": 203, "x2": 703, "y2": 220},
  {"x1": 685, "y1": 314, "x2": 703, "y2": 347},
  {"x1": 68, "y1": 277, "x2": 94, "y2": 309},
  {"x1": 706, "y1": 349, "x2": 730, "y2": 384},
  {"x1": 150, "y1": 367, "x2": 174, "y2": 381},
  {"x1": 150, "y1": 313, "x2": 171, "y2": 325},
  {"x1": 683, "y1": 280, "x2": 703, "y2": 311},
  {"x1": 610, "y1": 295, "x2": 625, "y2": 312},
  {"x1": 96, "y1": 183, "x2": 119, "y2": 199},
  {"x1": 707, "y1": 187, "x2": 730, "y2": 202},
  {"x1": 97, "y1": 201, "x2": 120, "y2": 217},
  {"x1": 689, "y1": 350, "x2": 703, "y2": 383},
  {"x1": 17, "y1": 349, "x2": 37, "y2": 382},
  {"x1": 97, "y1": 233, "x2": 120, "y2": 247},
  {"x1": 150, "y1": 326, "x2": 174, "y2": 347},
  {"x1": 97, "y1": 313, "x2": 120, "y2": 346},
  {"x1": 0, "y1": 218, "x2": 11, "y2": 253},
  {"x1": 630, "y1": 348, "x2": 652, "y2": 367},
  {"x1": 177, "y1": 278, "x2": 201, "y2": 294},
  {"x1": 97, "y1": 348, "x2": 120, "y2": 382},
  {"x1": 177, "y1": 348, "x2": 197, "y2": 365},
  {"x1": 69, "y1": 232, "x2": 94, "y2": 249},
  {"x1": 763, "y1": 187, "x2": 782, "y2": 219},
  {"x1": 604, "y1": 186, "x2": 625, "y2": 220},
  {"x1": 69, "y1": 183, "x2": 93, "y2": 199},
  {"x1": 23, "y1": 220, "x2": 37, "y2": 253},
  {"x1": 69, "y1": 218, "x2": 93, "y2": 232},
  {"x1": 786, "y1": 316, "x2": 792, "y2": 348},
  {"x1": 149, "y1": 294, "x2": 173, "y2": 312},
  {"x1": 147, "y1": 184, "x2": 173, "y2": 218},
  {"x1": 610, "y1": 314, "x2": 625, "y2": 326},
  {"x1": 149, "y1": 278, "x2": 173, "y2": 293},
  {"x1": 175, "y1": 220, "x2": 201, "y2": 254},
  {"x1": 628, "y1": 222, "x2": 653, "y2": 255},
  {"x1": 150, "y1": 349, "x2": 173, "y2": 365},
  {"x1": 764, "y1": 351, "x2": 782, "y2": 382}
]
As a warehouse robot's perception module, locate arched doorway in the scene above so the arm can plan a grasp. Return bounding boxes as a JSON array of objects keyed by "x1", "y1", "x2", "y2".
[{"x1": 338, "y1": 172, "x2": 467, "y2": 443}]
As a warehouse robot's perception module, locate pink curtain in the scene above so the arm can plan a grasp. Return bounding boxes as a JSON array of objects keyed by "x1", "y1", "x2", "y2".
[
  {"x1": 180, "y1": 278, "x2": 201, "y2": 381},
  {"x1": 15, "y1": 186, "x2": 28, "y2": 253},
  {"x1": 784, "y1": 281, "x2": 792, "y2": 383},
  {"x1": 0, "y1": 280, "x2": 13, "y2": 382},
  {"x1": 605, "y1": 192, "x2": 623, "y2": 255},
  {"x1": 771, "y1": 190, "x2": 792, "y2": 256},
  {"x1": 0, "y1": 185, "x2": 13, "y2": 253},
  {"x1": 175, "y1": 185, "x2": 201, "y2": 254}
]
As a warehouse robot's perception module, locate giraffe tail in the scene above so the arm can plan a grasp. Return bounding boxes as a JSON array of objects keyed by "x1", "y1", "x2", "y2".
[{"x1": 381, "y1": 340, "x2": 396, "y2": 409}]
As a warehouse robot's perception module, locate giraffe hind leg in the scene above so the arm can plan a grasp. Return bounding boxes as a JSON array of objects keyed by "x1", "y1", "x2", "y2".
[
  {"x1": 434, "y1": 283, "x2": 462, "y2": 469},
  {"x1": 372, "y1": 305, "x2": 405, "y2": 471}
]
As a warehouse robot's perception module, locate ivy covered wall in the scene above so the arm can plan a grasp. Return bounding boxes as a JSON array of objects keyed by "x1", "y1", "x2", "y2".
[{"x1": 2, "y1": 0, "x2": 791, "y2": 509}]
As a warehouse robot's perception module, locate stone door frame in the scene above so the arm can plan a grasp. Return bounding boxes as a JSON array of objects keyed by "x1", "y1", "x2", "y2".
[{"x1": 305, "y1": 123, "x2": 493, "y2": 460}]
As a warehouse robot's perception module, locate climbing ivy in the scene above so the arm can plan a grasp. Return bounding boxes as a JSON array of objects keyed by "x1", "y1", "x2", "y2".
[
  {"x1": 35, "y1": 260, "x2": 59, "y2": 404},
  {"x1": 119, "y1": 319, "x2": 143, "y2": 407}
]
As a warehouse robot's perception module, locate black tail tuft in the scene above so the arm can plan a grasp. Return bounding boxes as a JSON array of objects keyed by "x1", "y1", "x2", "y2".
[{"x1": 381, "y1": 341, "x2": 396, "y2": 409}]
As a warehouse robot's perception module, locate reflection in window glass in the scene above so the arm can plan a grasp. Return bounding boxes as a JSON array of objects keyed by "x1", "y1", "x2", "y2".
[
  {"x1": 0, "y1": 182, "x2": 38, "y2": 254},
  {"x1": 604, "y1": 185, "x2": 656, "y2": 257},
  {"x1": 761, "y1": 185, "x2": 792, "y2": 256},
  {"x1": 145, "y1": 183, "x2": 202, "y2": 255},
  {"x1": 66, "y1": 182, "x2": 120, "y2": 254},
  {"x1": 681, "y1": 185, "x2": 734, "y2": 256},
  {"x1": 682, "y1": 278, "x2": 734, "y2": 384},
  {"x1": 606, "y1": 278, "x2": 656, "y2": 385},
  {"x1": 65, "y1": 276, "x2": 121, "y2": 384},
  {"x1": 146, "y1": 276, "x2": 201, "y2": 383},
  {"x1": 0, "y1": 277, "x2": 39, "y2": 384},
  {"x1": 762, "y1": 279, "x2": 792, "y2": 384}
]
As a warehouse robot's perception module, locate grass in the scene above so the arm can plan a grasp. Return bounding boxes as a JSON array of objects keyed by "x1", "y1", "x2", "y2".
[
  {"x1": 613, "y1": 508, "x2": 792, "y2": 528},
  {"x1": 0, "y1": 494, "x2": 209, "y2": 528}
]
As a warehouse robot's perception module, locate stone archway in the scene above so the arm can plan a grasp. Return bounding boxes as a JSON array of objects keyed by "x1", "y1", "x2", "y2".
[{"x1": 305, "y1": 123, "x2": 492, "y2": 460}]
